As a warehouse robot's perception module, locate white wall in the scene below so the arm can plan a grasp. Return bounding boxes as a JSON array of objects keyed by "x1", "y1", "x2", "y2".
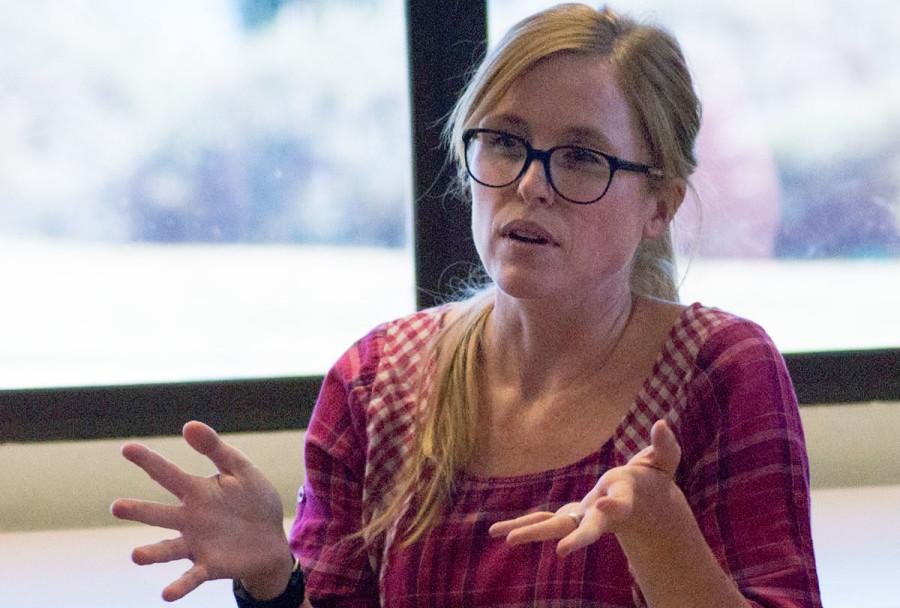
[{"x1": 2, "y1": 430, "x2": 305, "y2": 532}]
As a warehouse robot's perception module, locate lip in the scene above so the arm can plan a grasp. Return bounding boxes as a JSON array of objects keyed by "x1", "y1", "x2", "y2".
[{"x1": 499, "y1": 219, "x2": 560, "y2": 246}]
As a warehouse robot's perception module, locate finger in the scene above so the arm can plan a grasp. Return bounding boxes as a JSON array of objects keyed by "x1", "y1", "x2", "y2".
[
  {"x1": 110, "y1": 498, "x2": 184, "y2": 530},
  {"x1": 162, "y1": 563, "x2": 210, "y2": 602},
  {"x1": 557, "y1": 480, "x2": 635, "y2": 557},
  {"x1": 488, "y1": 511, "x2": 554, "y2": 537},
  {"x1": 182, "y1": 421, "x2": 251, "y2": 476},
  {"x1": 648, "y1": 419, "x2": 681, "y2": 475},
  {"x1": 506, "y1": 514, "x2": 579, "y2": 545},
  {"x1": 557, "y1": 506, "x2": 609, "y2": 557},
  {"x1": 592, "y1": 482, "x2": 634, "y2": 523},
  {"x1": 578, "y1": 482, "x2": 603, "y2": 508},
  {"x1": 625, "y1": 420, "x2": 682, "y2": 474},
  {"x1": 121, "y1": 443, "x2": 192, "y2": 499},
  {"x1": 132, "y1": 537, "x2": 190, "y2": 565}
]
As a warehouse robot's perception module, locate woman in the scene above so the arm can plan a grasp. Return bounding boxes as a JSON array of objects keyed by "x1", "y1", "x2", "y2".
[{"x1": 112, "y1": 4, "x2": 821, "y2": 606}]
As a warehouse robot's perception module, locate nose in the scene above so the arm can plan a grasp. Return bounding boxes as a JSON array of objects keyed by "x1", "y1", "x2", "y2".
[{"x1": 516, "y1": 156, "x2": 554, "y2": 206}]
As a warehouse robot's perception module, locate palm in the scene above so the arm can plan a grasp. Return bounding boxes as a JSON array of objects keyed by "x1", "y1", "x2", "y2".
[
  {"x1": 111, "y1": 421, "x2": 290, "y2": 601},
  {"x1": 488, "y1": 419, "x2": 682, "y2": 556}
]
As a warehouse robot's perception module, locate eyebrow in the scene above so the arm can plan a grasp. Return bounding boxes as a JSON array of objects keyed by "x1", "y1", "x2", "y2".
[
  {"x1": 563, "y1": 126, "x2": 616, "y2": 152},
  {"x1": 479, "y1": 113, "x2": 530, "y2": 133},
  {"x1": 479, "y1": 113, "x2": 616, "y2": 152}
]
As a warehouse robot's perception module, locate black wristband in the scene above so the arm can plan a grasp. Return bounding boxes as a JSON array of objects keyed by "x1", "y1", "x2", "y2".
[{"x1": 233, "y1": 559, "x2": 305, "y2": 608}]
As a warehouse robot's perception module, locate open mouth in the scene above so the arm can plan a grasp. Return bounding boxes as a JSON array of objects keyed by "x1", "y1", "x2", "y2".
[
  {"x1": 507, "y1": 231, "x2": 550, "y2": 245},
  {"x1": 501, "y1": 221, "x2": 557, "y2": 246}
]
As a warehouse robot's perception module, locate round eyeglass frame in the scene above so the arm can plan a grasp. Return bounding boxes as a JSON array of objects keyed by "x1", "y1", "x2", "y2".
[{"x1": 462, "y1": 128, "x2": 664, "y2": 204}]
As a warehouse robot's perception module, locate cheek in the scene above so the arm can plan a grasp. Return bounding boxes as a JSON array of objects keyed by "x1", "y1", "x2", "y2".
[
  {"x1": 470, "y1": 188, "x2": 495, "y2": 258},
  {"x1": 577, "y1": 208, "x2": 645, "y2": 269}
]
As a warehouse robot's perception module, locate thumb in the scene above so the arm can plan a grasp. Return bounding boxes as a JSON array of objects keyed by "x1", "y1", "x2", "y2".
[
  {"x1": 647, "y1": 419, "x2": 681, "y2": 475},
  {"x1": 162, "y1": 563, "x2": 211, "y2": 602}
]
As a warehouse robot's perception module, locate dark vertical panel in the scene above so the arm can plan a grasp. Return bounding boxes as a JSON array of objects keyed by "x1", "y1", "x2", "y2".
[{"x1": 407, "y1": 0, "x2": 487, "y2": 309}]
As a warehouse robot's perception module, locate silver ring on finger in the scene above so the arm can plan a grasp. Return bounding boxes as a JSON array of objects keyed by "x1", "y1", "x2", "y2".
[{"x1": 567, "y1": 512, "x2": 583, "y2": 527}]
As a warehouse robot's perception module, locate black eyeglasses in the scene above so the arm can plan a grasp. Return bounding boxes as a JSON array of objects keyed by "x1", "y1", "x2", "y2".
[{"x1": 462, "y1": 128, "x2": 663, "y2": 204}]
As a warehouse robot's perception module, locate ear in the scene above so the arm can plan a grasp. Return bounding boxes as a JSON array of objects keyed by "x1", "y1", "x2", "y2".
[{"x1": 642, "y1": 178, "x2": 686, "y2": 239}]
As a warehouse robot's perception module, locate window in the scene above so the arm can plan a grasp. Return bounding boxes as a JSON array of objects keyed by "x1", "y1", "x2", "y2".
[
  {"x1": 4, "y1": 1, "x2": 895, "y2": 442},
  {"x1": 0, "y1": 0, "x2": 415, "y2": 389},
  {"x1": 489, "y1": 0, "x2": 900, "y2": 353}
]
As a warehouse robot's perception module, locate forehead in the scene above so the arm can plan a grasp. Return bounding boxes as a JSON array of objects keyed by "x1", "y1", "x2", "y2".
[{"x1": 483, "y1": 52, "x2": 642, "y2": 156}]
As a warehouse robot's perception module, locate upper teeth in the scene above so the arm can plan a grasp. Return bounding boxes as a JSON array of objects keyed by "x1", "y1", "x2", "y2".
[
  {"x1": 515, "y1": 230, "x2": 537, "y2": 237},
  {"x1": 511, "y1": 230, "x2": 546, "y2": 241}
]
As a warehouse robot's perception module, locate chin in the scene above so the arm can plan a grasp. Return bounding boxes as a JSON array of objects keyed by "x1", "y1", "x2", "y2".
[{"x1": 492, "y1": 272, "x2": 558, "y2": 301}]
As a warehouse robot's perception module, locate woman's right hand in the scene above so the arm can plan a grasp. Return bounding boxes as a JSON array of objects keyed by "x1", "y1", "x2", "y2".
[{"x1": 110, "y1": 420, "x2": 294, "y2": 602}]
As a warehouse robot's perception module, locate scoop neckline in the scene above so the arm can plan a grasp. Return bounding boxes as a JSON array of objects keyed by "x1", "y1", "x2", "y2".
[{"x1": 456, "y1": 301, "x2": 704, "y2": 488}]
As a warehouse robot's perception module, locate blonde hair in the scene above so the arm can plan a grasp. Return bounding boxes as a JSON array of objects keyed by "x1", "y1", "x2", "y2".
[{"x1": 362, "y1": 3, "x2": 701, "y2": 547}]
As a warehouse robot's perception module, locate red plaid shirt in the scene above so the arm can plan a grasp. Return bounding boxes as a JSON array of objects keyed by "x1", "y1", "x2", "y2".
[{"x1": 290, "y1": 303, "x2": 821, "y2": 607}]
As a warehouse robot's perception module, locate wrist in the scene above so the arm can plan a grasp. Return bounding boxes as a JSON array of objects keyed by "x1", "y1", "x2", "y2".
[{"x1": 239, "y1": 552, "x2": 297, "y2": 601}]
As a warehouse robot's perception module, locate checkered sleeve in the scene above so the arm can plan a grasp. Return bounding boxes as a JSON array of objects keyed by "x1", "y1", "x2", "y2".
[
  {"x1": 289, "y1": 328, "x2": 383, "y2": 608},
  {"x1": 679, "y1": 316, "x2": 822, "y2": 607}
]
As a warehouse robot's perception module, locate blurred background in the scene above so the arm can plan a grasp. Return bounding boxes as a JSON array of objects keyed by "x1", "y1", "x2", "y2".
[{"x1": 1, "y1": 0, "x2": 898, "y2": 389}]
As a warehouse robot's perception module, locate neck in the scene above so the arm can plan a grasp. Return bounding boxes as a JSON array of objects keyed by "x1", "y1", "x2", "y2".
[{"x1": 483, "y1": 287, "x2": 635, "y2": 398}]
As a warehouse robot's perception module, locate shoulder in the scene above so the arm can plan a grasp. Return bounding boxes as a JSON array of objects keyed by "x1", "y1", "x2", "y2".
[
  {"x1": 662, "y1": 302, "x2": 781, "y2": 369},
  {"x1": 677, "y1": 303, "x2": 785, "y2": 378},
  {"x1": 673, "y1": 305, "x2": 806, "y2": 483},
  {"x1": 330, "y1": 305, "x2": 450, "y2": 387},
  {"x1": 308, "y1": 305, "x2": 450, "y2": 453},
  {"x1": 632, "y1": 298, "x2": 782, "y2": 386},
  {"x1": 674, "y1": 303, "x2": 798, "y2": 431}
]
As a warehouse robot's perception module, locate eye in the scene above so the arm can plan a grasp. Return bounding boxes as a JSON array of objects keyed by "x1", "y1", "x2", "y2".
[
  {"x1": 556, "y1": 146, "x2": 606, "y2": 170},
  {"x1": 484, "y1": 131, "x2": 522, "y2": 151}
]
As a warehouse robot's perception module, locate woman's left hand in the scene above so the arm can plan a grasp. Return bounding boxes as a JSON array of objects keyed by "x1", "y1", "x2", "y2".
[{"x1": 488, "y1": 419, "x2": 683, "y2": 557}]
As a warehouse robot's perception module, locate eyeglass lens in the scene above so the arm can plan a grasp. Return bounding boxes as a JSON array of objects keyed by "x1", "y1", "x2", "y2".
[{"x1": 465, "y1": 131, "x2": 611, "y2": 203}]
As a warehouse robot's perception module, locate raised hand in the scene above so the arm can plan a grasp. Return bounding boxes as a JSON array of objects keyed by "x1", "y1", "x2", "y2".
[
  {"x1": 489, "y1": 419, "x2": 682, "y2": 557},
  {"x1": 111, "y1": 421, "x2": 293, "y2": 602}
]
